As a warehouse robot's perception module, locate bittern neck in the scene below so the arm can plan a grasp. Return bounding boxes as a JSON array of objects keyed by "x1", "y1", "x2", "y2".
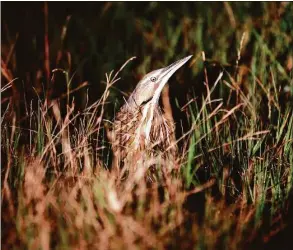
[
  {"x1": 126, "y1": 95, "x2": 159, "y2": 112},
  {"x1": 133, "y1": 101, "x2": 162, "y2": 146}
]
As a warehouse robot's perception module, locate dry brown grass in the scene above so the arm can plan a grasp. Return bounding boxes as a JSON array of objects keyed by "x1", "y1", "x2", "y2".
[{"x1": 2, "y1": 56, "x2": 292, "y2": 249}]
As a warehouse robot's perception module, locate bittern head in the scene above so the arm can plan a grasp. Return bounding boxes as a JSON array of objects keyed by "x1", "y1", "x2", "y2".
[{"x1": 127, "y1": 55, "x2": 192, "y2": 109}]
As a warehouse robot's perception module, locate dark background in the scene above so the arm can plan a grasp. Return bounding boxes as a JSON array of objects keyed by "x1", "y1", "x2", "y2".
[{"x1": 1, "y1": 2, "x2": 292, "y2": 122}]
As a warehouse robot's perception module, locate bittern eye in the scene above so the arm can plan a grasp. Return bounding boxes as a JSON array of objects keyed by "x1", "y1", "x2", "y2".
[{"x1": 150, "y1": 76, "x2": 157, "y2": 82}]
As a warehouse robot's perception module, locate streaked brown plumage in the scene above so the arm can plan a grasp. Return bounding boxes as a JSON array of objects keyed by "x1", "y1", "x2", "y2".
[{"x1": 112, "y1": 56, "x2": 192, "y2": 171}]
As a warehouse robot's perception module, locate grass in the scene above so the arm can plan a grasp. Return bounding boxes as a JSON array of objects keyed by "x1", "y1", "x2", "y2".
[{"x1": 1, "y1": 2, "x2": 293, "y2": 250}]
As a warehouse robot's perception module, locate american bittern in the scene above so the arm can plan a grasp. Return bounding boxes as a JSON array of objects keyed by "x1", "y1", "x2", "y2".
[{"x1": 112, "y1": 56, "x2": 192, "y2": 172}]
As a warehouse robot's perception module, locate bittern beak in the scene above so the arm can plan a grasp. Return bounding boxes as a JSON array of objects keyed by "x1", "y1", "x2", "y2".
[{"x1": 152, "y1": 55, "x2": 192, "y2": 104}]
